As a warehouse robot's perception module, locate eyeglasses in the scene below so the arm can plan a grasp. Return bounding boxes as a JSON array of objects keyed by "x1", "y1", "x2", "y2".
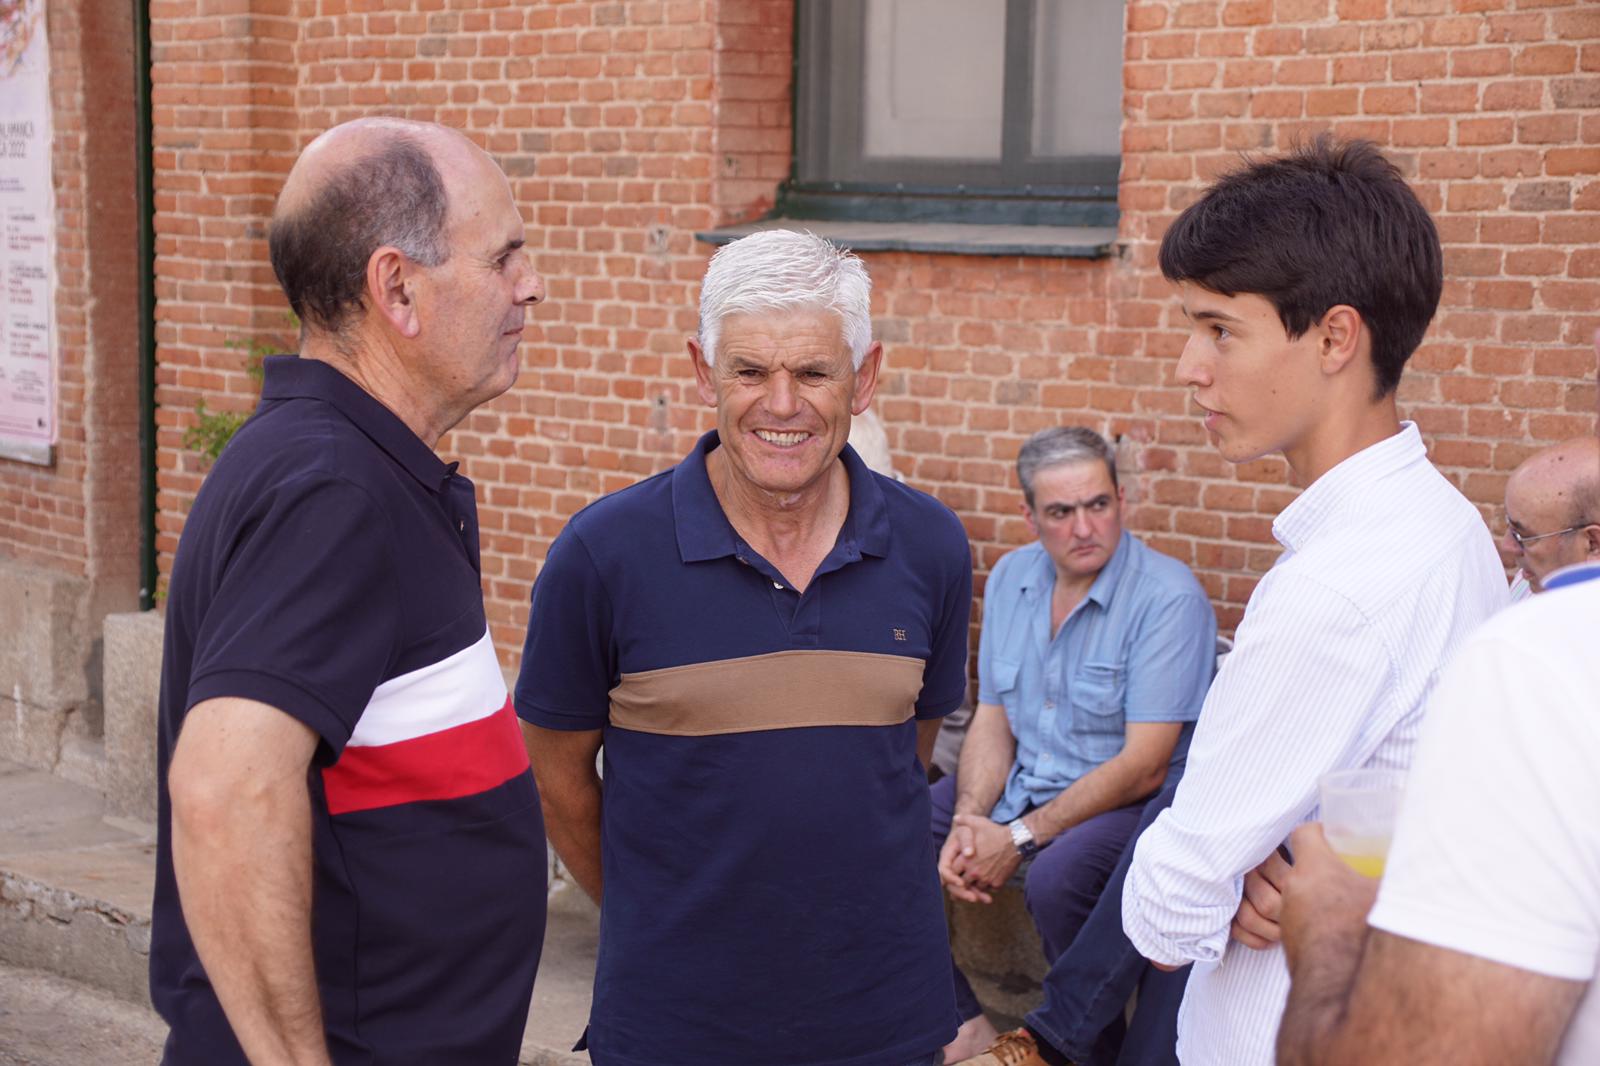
[{"x1": 1506, "y1": 523, "x2": 1586, "y2": 550}]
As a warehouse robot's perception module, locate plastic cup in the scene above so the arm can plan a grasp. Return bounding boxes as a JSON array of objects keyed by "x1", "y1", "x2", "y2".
[{"x1": 1318, "y1": 769, "x2": 1406, "y2": 878}]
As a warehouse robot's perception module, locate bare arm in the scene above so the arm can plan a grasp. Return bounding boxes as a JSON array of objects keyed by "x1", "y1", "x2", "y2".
[
  {"x1": 1277, "y1": 824, "x2": 1586, "y2": 1066},
  {"x1": 1021, "y1": 720, "x2": 1180, "y2": 845},
  {"x1": 935, "y1": 703, "x2": 1016, "y2": 903},
  {"x1": 168, "y1": 698, "x2": 331, "y2": 1066},
  {"x1": 952, "y1": 702, "x2": 1015, "y2": 817},
  {"x1": 522, "y1": 722, "x2": 604, "y2": 903},
  {"x1": 916, "y1": 718, "x2": 942, "y2": 773}
]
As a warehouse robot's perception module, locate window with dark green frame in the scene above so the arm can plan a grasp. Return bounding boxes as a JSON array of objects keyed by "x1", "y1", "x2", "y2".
[{"x1": 783, "y1": 0, "x2": 1125, "y2": 229}]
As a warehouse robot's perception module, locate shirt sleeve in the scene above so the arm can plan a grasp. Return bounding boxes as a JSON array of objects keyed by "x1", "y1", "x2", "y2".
[
  {"x1": 1122, "y1": 589, "x2": 1217, "y2": 723},
  {"x1": 1122, "y1": 571, "x2": 1394, "y2": 966},
  {"x1": 186, "y1": 473, "x2": 404, "y2": 756},
  {"x1": 1368, "y1": 622, "x2": 1600, "y2": 980},
  {"x1": 514, "y1": 524, "x2": 617, "y2": 731},
  {"x1": 914, "y1": 508, "x2": 973, "y2": 719}
]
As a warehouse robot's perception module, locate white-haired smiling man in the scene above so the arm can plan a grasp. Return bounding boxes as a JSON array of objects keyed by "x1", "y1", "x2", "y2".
[{"x1": 515, "y1": 229, "x2": 973, "y2": 1066}]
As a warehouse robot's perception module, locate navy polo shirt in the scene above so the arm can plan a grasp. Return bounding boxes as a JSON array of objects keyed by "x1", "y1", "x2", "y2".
[
  {"x1": 152, "y1": 356, "x2": 546, "y2": 1065},
  {"x1": 516, "y1": 431, "x2": 972, "y2": 1066}
]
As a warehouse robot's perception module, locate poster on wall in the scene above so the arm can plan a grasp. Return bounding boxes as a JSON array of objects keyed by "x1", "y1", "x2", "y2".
[{"x1": 0, "y1": 0, "x2": 54, "y2": 465}]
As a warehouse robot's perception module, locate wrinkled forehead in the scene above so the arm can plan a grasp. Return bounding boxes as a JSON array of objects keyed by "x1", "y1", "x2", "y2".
[
  {"x1": 716, "y1": 307, "x2": 853, "y2": 363},
  {"x1": 1031, "y1": 459, "x2": 1118, "y2": 503}
]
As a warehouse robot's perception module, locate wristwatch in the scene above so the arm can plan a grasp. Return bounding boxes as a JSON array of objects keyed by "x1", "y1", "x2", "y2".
[{"x1": 1007, "y1": 817, "x2": 1040, "y2": 859}]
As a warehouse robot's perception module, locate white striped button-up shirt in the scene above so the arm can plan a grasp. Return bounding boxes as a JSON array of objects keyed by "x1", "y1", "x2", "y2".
[{"x1": 1121, "y1": 423, "x2": 1508, "y2": 1066}]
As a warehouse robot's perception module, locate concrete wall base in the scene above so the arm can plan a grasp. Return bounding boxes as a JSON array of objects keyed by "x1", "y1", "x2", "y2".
[
  {"x1": 0, "y1": 559, "x2": 99, "y2": 777},
  {"x1": 103, "y1": 611, "x2": 164, "y2": 822},
  {"x1": 0, "y1": 868, "x2": 151, "y2": 1006}
]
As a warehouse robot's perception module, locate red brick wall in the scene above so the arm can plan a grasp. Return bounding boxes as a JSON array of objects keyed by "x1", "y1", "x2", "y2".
[
  {"x1": 0, "y1": 0, "x2": 142, "y2": 614},
  {"x1": 0, "y1": 1, "x2": 92, "y2": 573},
  {"x1": 137, "y1": 0, "x2": 1599, "y2": 668}
]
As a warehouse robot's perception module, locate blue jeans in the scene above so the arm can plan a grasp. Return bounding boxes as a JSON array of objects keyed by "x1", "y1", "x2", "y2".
[
  {"x1": 1024, "y1": 781, "x2": 1187, "y2": 1066},
  {"x1": 928, "y1": 777, "x2": 1146, "y2": 1027}
]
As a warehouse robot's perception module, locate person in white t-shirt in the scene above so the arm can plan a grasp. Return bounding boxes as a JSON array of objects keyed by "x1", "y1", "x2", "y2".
[{"x1": 1274, "y1": 569, "x2": 1600, "y2": 1065}]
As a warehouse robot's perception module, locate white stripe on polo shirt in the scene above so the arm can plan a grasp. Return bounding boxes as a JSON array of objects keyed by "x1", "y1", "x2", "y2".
[
  {"x1": 347, "y1": 627, "x2": 508, "y2": 746},
  {"x1": 1121, "y1": 423, "x2": 1508, "y2": 1066}
]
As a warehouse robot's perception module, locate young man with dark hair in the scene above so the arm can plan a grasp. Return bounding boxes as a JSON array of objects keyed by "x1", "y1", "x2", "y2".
[{"x1": 962, "y1": 138, "x2": 1507, "y2": 1066}]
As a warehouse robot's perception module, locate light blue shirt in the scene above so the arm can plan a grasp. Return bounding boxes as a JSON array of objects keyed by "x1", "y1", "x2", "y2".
[{"x1": 980, "y1": 530, "x2": 1217, "y2": 823}]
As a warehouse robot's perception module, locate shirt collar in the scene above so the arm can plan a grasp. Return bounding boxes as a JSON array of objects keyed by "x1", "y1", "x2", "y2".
[
  {"x1": 671, "y1": 430, "x2": 891, "y2": 564},
  {"x1": 1017, "y1": 528, "x2": 1133, "y2": 609},
  {"x1": 1272, "y1": 421, "x2": 1426, "y2": 552},
  {"x1": 259, "y1": 355, "x2": 455, "y2": 493}
]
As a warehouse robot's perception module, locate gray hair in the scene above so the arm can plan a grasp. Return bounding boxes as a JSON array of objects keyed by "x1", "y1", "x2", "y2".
[
  {"x1": 697, "y1": 229, "x2": 872, "y2": 368},
  {"x1": 270, "y1": 135, "x2": 450, "y2": 335},
  {"x1": 1017, "y1": 427, "x2": 1118, "y2": 507}
]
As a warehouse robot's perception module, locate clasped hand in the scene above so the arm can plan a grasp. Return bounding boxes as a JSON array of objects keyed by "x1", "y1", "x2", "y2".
[
  {"x1": 938, "y1": 814, "x2": 1023, "y2": 904},
  {"x1": 1230, "y1": 825, "x2": 1379, "y2": 958}
]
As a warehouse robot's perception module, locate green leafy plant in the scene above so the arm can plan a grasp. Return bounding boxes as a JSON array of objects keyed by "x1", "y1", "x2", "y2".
[{"x1": 183, "y1": 313, "x2": 297, "y2": 463}]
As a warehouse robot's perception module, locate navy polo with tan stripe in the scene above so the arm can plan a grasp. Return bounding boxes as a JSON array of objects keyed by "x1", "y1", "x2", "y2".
[{"x1": 516, "y1": 430, "x2": 972, "y2": 1066}]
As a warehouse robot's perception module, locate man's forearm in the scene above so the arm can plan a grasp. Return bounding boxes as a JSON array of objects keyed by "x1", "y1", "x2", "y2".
[
  {"x1": 1278, "y1": 923, "x2": 1375, "y2": 1066},
  {"x1": 172, "y1": 771, "x2": 330, "y2": 1066},
  {"x1": 523, "y1": 724, "x2": 605, "y2": 902},
  {"x1": 953, "y1": 703, "x2": 1015, "y2": 816},
  {"x1": 541, "y1": 778, "x2": 604, "y2": 903},
  {"x1": 916, "y1": 719, "x2": 942, "y2": 771},
  {"x1": 1024, "y1": 750, "x2": 1162, "y2": 845}
]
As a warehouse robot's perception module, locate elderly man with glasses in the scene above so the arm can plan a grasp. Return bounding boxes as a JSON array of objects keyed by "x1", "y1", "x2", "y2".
[{"x1": 1502, "y1": 436, "x2": 1600, "y2": 600}]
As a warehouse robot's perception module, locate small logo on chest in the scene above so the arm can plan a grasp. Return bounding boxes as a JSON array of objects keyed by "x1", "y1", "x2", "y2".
[{"x1": 893, "y1": 627, "x2": 907, "y2": 641}]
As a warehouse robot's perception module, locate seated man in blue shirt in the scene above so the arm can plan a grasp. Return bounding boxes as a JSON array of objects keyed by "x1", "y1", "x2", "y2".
[{"x1": 936, "y1": 426, "x2": 1216, "y2": 1062}]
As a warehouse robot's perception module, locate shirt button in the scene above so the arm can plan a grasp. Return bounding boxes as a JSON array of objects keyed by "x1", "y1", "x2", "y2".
[
  {"x1": 1043, "y1": 701, "x2": 1055, "y2": 711},
  {"x1": 773, "y1": 581, "x2": 784, "y2": 589}
]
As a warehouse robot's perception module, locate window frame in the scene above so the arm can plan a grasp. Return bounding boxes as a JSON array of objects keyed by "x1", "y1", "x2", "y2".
[{"x1": 787, "y1": 0, "x2": 1121, "y2": 226}]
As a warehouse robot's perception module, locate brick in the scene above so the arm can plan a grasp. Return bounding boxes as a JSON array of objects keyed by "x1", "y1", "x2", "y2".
[
  {"x1": 1550, "y1": 77, "x2": 1600, "y2": 110},
  {"x1": 1514, "y1": 44, "x2": 1578, "y2": 75},
  {"x1": 1518, "y1": 113, "x2": 1581, "y2": 143}
]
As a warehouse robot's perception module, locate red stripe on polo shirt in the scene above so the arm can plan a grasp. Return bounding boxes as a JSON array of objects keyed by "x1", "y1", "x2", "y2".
[{"x1": 323, "y1": 698, "x2": 529, "y2": 815}]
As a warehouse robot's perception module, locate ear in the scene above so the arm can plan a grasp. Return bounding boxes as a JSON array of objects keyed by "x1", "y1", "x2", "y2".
[
  {"x1": 1021, "y1": 500, "x2": 1040, "y2": 540},
  {"x1": 1316, "y1": 304, "x2": 1364, "y2": 379},
  {"x1": 850, "y1": 341, "x2": 885, "y2": 416},
  {"x1": 687, "y1": 336, "x2": 718, "y2": 407},
  {"x1": 367, "y1": 246, "x2": 421, "y2": 339},
  {"x1": 1584, "y1": 523, "x2": 1600, "y2": 560}
]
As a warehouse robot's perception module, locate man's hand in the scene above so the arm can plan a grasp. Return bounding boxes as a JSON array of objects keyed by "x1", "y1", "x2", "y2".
[
  {"x1": 1279, "y1": 823, "x2": 1379, "y2": 972},
  {"x1": 1232, "y1": 846, "x2": 1293, "y2": 949},
  {"x1": 941, "y1": 814, "x2": 1023, "y2": 901}
]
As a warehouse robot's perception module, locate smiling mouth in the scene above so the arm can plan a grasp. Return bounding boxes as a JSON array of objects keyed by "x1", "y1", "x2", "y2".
[{"x1": 754, "y1": 430, "x2": 810, "y2": 447}]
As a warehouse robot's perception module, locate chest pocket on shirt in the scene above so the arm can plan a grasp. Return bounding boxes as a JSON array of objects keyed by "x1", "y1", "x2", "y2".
[{"x1": 1070, "y1": 663, "x2": 1126, "y2": 760}]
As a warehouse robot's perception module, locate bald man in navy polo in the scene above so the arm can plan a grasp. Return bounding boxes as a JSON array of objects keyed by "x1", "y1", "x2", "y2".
[{"x1": 153, "y1": 120, "x2": 548, "y2": 1065}]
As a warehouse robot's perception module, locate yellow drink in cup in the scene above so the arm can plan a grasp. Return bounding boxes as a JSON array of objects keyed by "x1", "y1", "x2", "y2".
[
  {"x1": 1318, "y1": 770, "x2": 1406, "y2": 878},
  {"x1": 1321, "y1": 836, "x2": 1388, "y2": 877}
]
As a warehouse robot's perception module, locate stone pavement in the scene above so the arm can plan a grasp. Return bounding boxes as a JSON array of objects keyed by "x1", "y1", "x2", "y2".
[{"x1": 0, "y1": 759, "x2": 597, "y2": 1064}]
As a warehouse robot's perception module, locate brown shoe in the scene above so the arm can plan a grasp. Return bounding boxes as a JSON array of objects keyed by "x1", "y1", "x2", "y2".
[{"x1": 951, "y1": 1027, "x2": 1057, "y2": 1066}]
